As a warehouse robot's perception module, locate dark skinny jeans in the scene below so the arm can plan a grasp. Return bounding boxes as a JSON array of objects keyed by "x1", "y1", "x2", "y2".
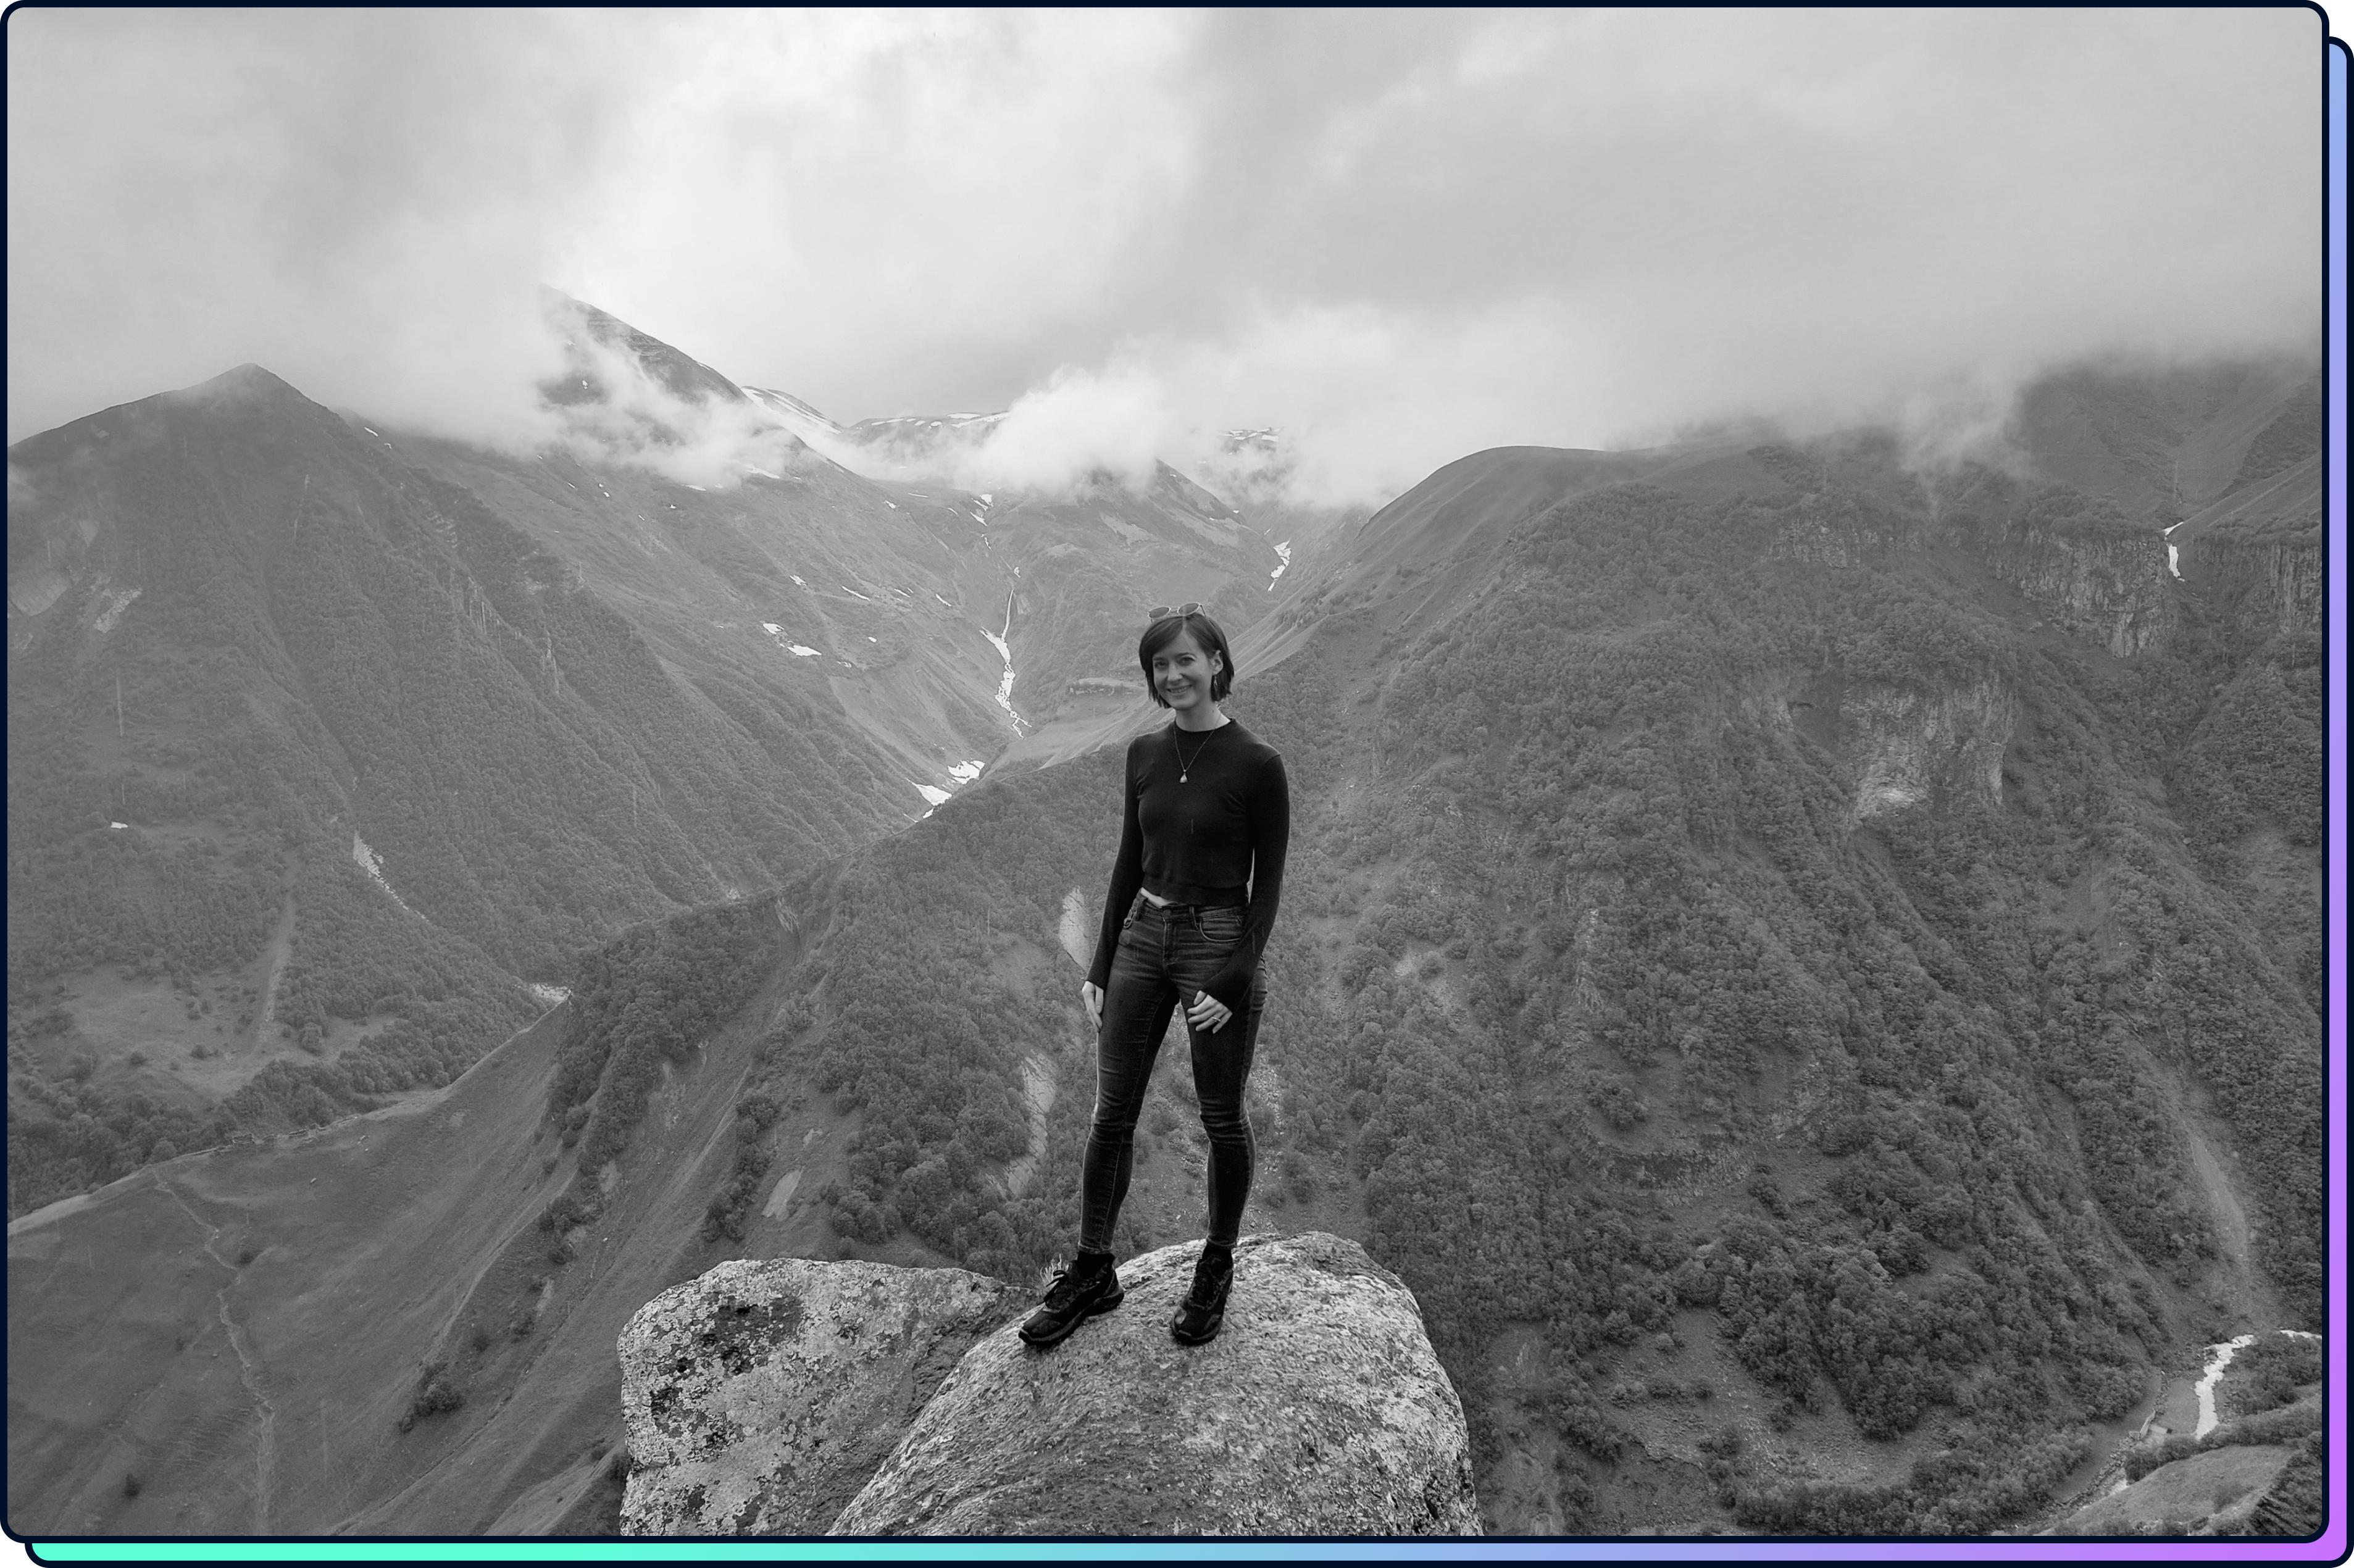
[{"x1": 1080, "y1": 891, "x2": 1266, "y2": 1253}]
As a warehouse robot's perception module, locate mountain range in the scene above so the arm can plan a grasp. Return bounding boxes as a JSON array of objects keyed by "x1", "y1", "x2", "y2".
[{"x1": 4, "y1": 308, "x2": 2326, "y2": 1537}]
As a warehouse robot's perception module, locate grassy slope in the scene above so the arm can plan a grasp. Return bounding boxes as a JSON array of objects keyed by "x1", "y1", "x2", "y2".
[
  {"x1": 10, "y1": 1001, "x2": 582, "y2": 1533},
  {"x1": 2056, "y1": 1443, "x2": 2296, "y2": 1536},
  {"x1": 9, "y1": 907, "x2": 781, "y2": 1534}
]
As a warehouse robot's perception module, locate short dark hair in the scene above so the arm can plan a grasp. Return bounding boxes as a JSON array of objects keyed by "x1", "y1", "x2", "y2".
[{"x1": 1139, "y1": 609, "x2": 1234, "y2": 706}]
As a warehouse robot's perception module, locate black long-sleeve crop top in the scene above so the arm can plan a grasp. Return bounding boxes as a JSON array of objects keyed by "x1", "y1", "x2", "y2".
[{"x1": 1085, "y1": 718, "x2": 1290, "y2": 1014}]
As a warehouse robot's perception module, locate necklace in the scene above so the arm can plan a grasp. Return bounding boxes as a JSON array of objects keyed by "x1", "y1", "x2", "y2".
[{"x1": 1174, "y1": 724, "x2": 1219, "y2": 783}]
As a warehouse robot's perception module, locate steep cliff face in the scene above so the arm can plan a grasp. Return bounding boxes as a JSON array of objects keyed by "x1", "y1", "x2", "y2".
[
  {"x1": 1749, "y1": 665, "x2": 2018, "y2": 829},
  {"x1": 2182, "y1": 525, "x2": 2323, "y2": 643},
  {"x1": 1831, "y1": 676, "x2": 2018, "y2": 826},
  {"x1": 1758, "y1": 464, "x2": 2177, "y2": 663},
  {"x1": 1997, "y1": 519, "x2": 2176, "y2": 658},
  {"x1": 1914, "y1": 474, "x2": 2179, "y2": 659}
]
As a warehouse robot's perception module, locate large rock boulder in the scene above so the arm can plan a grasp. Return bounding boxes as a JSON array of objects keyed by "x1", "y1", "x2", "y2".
[
  {"x1": 617, "y1": 1257, "x2": 1029, "y2": 1534},
  {"x1": 828, "y1": 1232, "x2": 1479, "y2": 1536}
]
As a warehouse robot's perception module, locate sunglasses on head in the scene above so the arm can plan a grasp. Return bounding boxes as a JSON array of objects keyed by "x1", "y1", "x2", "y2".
[{"x1": 1148, "y1": 603, "x2": 1203, "y2": 622}]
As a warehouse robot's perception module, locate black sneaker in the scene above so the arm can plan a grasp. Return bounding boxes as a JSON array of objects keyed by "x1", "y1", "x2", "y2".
[
  {"x1": 1019, "y1": 1253, "x2": 1123, "y2": 1348},
  {"x1": 1169, "y1": 1249, "x2": 1233, "y2": 1345}
]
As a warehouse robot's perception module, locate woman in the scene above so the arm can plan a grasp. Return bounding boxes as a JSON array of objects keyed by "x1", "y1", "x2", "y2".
[{"x1": 1019, "y1": 604, "x2": 1290, "y2": 1350}]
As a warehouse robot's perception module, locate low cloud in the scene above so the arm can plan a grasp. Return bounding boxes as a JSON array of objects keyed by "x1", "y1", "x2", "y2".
[
  {"x1": 9, "y1": 9, "x2": 2322, "y2": 511},
  {"x1": 6, "y1": 10, "x2": 651, "y2": 446},
  {"x1": 951, "y1": 365, "x2": 1178, "y2": 494},
  {"x1": 543, "y1": 331, "x2": 823, "y2": 488}
]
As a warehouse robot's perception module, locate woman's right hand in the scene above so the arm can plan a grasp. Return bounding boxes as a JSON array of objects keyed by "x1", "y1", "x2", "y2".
[{"x1": 1080, "y1": 980, "x2": 1103, "y2": 1030}]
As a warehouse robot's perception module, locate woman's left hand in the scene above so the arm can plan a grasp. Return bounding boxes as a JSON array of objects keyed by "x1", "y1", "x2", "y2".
[{"x1": 1187, "y1": 990, "x2": 1233, "y2": 1033}]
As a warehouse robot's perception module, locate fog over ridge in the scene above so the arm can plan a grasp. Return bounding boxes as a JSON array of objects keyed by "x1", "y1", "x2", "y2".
[{"x1": 6, "y1": 9, "x2": 2323, "y2": 503}]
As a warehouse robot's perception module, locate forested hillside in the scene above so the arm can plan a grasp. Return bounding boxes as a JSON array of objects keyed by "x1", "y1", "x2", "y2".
[{"x1": 674, "y1": 403, "x2": 2322, "y2": 1531}]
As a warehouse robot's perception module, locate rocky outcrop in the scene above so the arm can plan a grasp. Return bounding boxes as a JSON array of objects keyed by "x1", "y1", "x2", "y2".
[
  {"x1": 1763, "y1": 487, "x2": 1926, "y2": 567},
  {"x1": 829, "y1": 1233, "x2": 1479, "y2": 1537},
  {"x1": 1756, "y1": 473, "x2": 2179, "y2": 659},
  {"x1": 1834, "y1": 677, "x2": 2016, "y2": 825},
  {"x1": 617, "y1": 1234, "x2": 1478, "y2": 1537},
  {"x1": 617, "y1": 1258, "x2": 1030, "y2": 1535},
  {"x1": 2000, "y1": 523, "x2": 2175, "y2": 657},
  {"x1": 1932, "y1": 482, "x2": 2178, "y2": 657},
  {"x1": 2184, "y1": 527, "x2": 2323, "y2": 641}
]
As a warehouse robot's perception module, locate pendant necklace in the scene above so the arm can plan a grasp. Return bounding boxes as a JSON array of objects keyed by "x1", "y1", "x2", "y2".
[{"x1": 1175, "y1": 725, "x2": 1216, "y2": 783}]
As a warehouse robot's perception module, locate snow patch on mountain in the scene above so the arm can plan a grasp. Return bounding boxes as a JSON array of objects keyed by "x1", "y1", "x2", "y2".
[
  {"x1": 982, "y1": 630, "x2": 1018, "y2": 719},
  {"x1": 982, "y1": 593, "x2": 1024, "y2": 728},
  {"x1": 1267, "y1": 540, "x2": 1293, "y2": 590},
  {"x1": 760, "y1": 624, "x2": 822, "y2": 656}
]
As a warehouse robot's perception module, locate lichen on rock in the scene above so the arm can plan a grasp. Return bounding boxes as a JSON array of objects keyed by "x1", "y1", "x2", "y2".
[
  {"x1": 617, "y1": 1257, "x2": 1030, "y2": 1535},
  {"x1": 828, "y1": 1232, "x2": 1481, "y2": 1537}
]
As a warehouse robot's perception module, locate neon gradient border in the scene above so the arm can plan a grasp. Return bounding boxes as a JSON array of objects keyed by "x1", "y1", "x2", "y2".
[{"x1": 16, "y1": 17, "x2": 2352, "y2": 1568}]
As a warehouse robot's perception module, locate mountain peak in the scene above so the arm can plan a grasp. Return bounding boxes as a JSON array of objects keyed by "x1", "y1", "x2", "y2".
[
  {"x1": 155, "y1": 362, "x2": 322, "y2": 420},
  {"x1": 537, "y1": 287, "x2": 749, "y2": 411},
  {"x1": 204, "y1": 362, "x2": 299, "y2": 394},
  {"x1": 7, "y1": 361, "x2": 329, "y2": 467}
]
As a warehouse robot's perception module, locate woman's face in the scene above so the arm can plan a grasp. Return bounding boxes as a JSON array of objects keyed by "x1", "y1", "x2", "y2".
[{"x1": 1151, "y1": 629, "x2": 1222, "y2": 712}]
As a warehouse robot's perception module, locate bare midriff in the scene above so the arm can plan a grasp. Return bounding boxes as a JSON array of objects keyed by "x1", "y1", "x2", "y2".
[{"x1": 1140, "y1": 889, "x2": 1171, "y2": 907}]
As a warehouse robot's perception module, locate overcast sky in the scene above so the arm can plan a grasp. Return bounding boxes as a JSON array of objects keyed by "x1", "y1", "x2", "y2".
[{"x1": 6, "y1": 8, "x2": 2326, "y2": 501}]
